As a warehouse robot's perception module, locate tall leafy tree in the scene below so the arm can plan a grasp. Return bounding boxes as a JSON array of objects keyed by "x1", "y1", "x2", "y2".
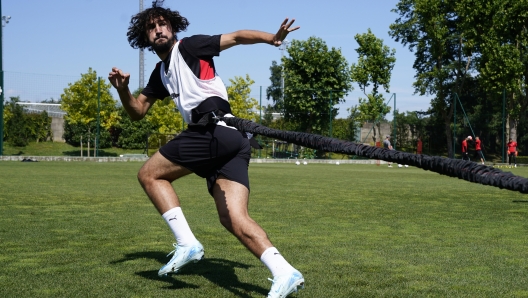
[
  {"x1": 3, "y1": 96, "x2": 51, "y2": 146},
  {"x1": 2, "y1": 96, "x2": 16, "y2": 141},
  {"x1": 266, "y1": 60, "x2": 284, "y2": 112},
  {"x1": 351, "y1": 29, "x2": 396, "y2": 143},
  {"x1": 390, "y1": 0, "x2": 471, "y2": 157},
  {"x1": 116, "y1": 106, "x2": 156, "y2": 149},
  {"x1": 61, "y1": 68, "x2": 120, "y2": 141},
  {"x1": 115, "y1": 88, "x2": 181, "y2": 149},
  {"x1": 282, "y1": 36, "x2": 353, "y2": 135},
  {"x1": 26, "y1": 112, "x2": 52, "y2": 143},
  {"x1": 146, "y1": 97, "x2": 184, "y2": 134},
  {"x1": 227, "y1": 75, "x2": 259, "y2": 121},
  {"x1": 457, "y1": 0, "x2": 528, "y2": 143},
  {"x1": 5, "y1": 96, "x2": 29, "y2": 146}
]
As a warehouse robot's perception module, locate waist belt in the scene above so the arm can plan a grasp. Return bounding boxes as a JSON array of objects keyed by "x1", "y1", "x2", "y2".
[
  {"x1": 190, "y1": 96, "x2": 232, "y2": 127},
  {"x1": 189, "y1": 96, "x2": 262, "y2": 149}
]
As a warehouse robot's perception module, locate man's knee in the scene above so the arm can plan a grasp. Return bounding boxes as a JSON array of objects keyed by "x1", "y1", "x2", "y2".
[{"x1": 137, "y1": 166, "x2": 151, "y2": 188}]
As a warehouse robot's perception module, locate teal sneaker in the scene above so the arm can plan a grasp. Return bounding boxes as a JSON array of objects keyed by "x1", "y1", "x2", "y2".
[
  {"x1": 158, "y1": 242, "x2": 204, "y2": 277},
  {"x1": 267, "y1": 270, "x2": 305, "y2": 298}
]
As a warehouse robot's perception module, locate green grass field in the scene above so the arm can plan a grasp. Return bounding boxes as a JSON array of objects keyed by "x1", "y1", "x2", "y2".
[{"x1": 1, "y1": 162, "x2": 527, "y2": 297}]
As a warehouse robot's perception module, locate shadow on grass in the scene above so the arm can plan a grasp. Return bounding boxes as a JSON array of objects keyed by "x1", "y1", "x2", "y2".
[
  {"x1": 111, "y1": 251, "x2": 268, "y2": 297},
  {"x1": 62, "y1": 150, "x2": 119, "y2": 157}
]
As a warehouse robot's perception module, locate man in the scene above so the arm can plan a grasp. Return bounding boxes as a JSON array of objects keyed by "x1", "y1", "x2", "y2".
[
  {"x1": 474, "y1": 136, "x2": 485, "y2": 165},
  {"x1": 416, "y1": 137, "x2": 423, "y2": 155},
  {"x1": 462, "y1": 136, "x2": 471, "y2": 161},
  {"x1": 108, "y1": 3, "x2": 304, "y2": 297},
  {"x1": 507, "y1": 138, "x2": 518, "y2": 168},
  {"x1": 383, "y1": 135, "x2": 393, "y2": 167}
]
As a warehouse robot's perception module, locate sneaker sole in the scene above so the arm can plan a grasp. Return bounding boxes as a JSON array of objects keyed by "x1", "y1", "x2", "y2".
[
  {"x1": 158, "y1": 250, "x2": 204, "y2": 277},
  {"x1": 283, "y1": 278, "x2": 305, "y2": 297}
]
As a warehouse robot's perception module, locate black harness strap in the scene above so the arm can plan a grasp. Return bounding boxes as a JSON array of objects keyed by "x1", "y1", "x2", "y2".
[
  {"x1": 190, "y1": 96, "x2": 232, "y2": 126},
  {"x1": 189, "y1": 96, "x2": 262, "y2": 149}
]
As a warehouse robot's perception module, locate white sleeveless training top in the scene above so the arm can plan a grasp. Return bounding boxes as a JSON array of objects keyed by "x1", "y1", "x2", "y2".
[{"x1": 159, "y1": 40, "x2": 229, "y2": 124}]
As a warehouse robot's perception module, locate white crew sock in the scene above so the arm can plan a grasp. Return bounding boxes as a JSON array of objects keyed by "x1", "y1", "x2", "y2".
[
  {"x1": 161, "y1": 207, "x2": 198, "y2": 247},
  {"x1": 260, "y1": 247, "x2": 296, "y2": 278}
]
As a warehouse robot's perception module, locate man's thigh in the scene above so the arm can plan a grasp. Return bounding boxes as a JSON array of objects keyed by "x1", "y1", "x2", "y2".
[
  {"x1": 139, "y1": 151, "x2": 192, "y2": 182},
  {"x1": 212, "y1": 177, "x2": 250, "y2": 218}
]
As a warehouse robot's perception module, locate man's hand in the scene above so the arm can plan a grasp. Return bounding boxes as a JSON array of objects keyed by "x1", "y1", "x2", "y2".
[
  {"x1": 108, "y1": 67, "x2": 130, "y2": 91},
  {"x1": 272, "y1": 18, "x2": 300, "y2": 46}
]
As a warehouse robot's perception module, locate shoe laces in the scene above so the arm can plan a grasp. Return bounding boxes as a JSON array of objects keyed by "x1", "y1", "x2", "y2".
[{"x1": 166, "y1": 243, "x2": 179, "y2": 257}]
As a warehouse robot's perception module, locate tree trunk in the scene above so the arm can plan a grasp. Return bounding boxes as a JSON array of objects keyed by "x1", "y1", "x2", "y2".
[
  {"x1": 87, "y1": 128, "x2": 91, "y2": 158},
  {"x1": 376, "y1": 123, "x2": 382, "y2": 146},
  {"x1": 445, "y1": 119, "x2": 453, "y2": 158}
]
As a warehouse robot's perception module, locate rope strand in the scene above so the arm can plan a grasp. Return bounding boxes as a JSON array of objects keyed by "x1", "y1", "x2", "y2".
[{"x1": 222, "y1": 117, "x2": 528, "y2": 194}]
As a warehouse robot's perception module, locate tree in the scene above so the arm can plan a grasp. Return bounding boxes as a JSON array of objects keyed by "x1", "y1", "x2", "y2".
[
  {"x1": 266, "y1": 60, "x2": 284, "y2": 112},
  {"x1": 390, "y1": 0, "x2": 471, "y2": 158},
  {"x1": 26, "y1": 111, "x2": 52, "y2": 143},
  {"x1": 116, "y1": 106, "x2": 156, "y2": 149},
  {"x1": 226, "y1": 75, "x2": 259, "y2": 121},
  {"x1": 351, "y1": 29, "x2": 396, "y2": 143},
  {"x1": 63, "y1": 120, "x2": 112, "y2": 148},
  {"x1": 456, "y1": 0, "x2": 528, "y2": 143},
  {"x1": 282, "y1": 36, "x2": 353, "y2": 135},
  {"x1": 40, "y1": 98, "x2": 61, "y2": 104},
  {"x1": 4, "y1": 96, "x2": 52, "y2": 146},
  {"x1": 61, "y1": 68, "x2": 119, "y2": 147},
  {"x1": 146, "y1": 97, "x2": 184, "y2": 134},
  {"x1": 5, "y1": 97, "x2": 29, "y2": 146}
]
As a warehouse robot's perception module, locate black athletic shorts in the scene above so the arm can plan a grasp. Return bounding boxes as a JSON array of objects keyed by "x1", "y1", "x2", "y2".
[{"x1": 158, "y1": 124, "x2": 251, "y2": 196}]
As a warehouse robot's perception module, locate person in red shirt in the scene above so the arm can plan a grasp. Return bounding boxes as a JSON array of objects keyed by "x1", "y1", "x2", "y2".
[
  {"x1": 474, "y1": 136, "x2": 484, "y2": 165},
  {"x1": 507, "y1": 138, "x2": 518, "y2": 168},
  {"x1": 462, "y1": 136, "x2": 471, "y2": 161},
  {"x1": 416, "y1": 137, "x2": 423, "y2": 154}
]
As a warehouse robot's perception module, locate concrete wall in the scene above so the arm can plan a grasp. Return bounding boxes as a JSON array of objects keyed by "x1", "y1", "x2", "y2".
[
  {"x1": 51, "y1": 117, "x2": 64, "y2": 142},
  {"x1": 360, "y1": 122, "x2": 392, "y2": 145}
]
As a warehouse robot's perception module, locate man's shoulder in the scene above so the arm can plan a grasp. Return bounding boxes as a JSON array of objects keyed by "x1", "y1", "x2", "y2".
[{"x1": 179, "y1": 34, "x2": 219, "y2": 44}]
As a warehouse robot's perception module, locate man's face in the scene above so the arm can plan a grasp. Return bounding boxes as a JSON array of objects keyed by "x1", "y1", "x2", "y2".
[{"x1": 147, "y1": 16, "x2": 175, "y2": 53}]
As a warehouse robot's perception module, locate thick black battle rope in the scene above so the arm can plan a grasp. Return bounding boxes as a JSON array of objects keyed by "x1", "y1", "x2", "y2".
[{"x1": 221, "y1": 117, "x2": 528, "y2": 194}]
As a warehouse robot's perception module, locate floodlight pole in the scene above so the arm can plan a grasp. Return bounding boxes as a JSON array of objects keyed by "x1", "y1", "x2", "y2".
[
  {"x1": 0, "y1": 0, "x2": 5, "y2": 156},
  {"x1": 96, "y1": 77, "x2": 101, "y2": 157},
  {"x1": 259, "y1": 85, "x2": 262, "y2": 158},
  {"x1": 392, "y1": 93, "x2": 396, "y2": 150}
]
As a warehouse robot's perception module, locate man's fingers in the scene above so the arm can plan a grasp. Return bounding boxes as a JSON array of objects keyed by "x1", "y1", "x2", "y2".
[{"x1": 283, "y1": 18, "x2": 300, "y2": 32}]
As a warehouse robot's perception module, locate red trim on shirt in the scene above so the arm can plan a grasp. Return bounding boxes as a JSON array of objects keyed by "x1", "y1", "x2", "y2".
[{"x1": 199, "y1": 59, "x2": 215, "y2": 80}]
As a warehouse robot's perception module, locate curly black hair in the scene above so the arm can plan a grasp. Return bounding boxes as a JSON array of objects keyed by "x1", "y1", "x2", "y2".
[{"x1": 127, "y1": 1, "x2": 190, "y2": 52}]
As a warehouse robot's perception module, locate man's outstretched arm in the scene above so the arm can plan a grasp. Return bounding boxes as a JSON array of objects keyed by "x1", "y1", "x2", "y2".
[
  {"x1": 220, "y1": 18, "x2": 300, "y2": 51},
  {"x1": 108, "y1": 67, "x2": 157, "y2": 121}
]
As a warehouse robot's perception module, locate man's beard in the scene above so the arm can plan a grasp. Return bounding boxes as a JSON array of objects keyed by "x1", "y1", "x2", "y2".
[{"x1": 151, "y1": 35, "x2": 175, "y2": 53}]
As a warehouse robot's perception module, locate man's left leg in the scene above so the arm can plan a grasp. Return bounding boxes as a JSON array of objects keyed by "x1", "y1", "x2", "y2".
[
  {"x1": 137, "y1": 152, "x2": 204, "y2": 276},
  {"x1": 212, "y1": 177, "x2": 304, "y2": 298}
]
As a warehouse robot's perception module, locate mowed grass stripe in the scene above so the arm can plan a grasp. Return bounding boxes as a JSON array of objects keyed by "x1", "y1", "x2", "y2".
[{"x1": 1, "y1": 162, "x2": 527, "y2": 297}]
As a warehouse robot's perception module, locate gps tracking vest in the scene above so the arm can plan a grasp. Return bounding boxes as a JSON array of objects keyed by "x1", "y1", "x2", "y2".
[{"x1": 160, "y1": 40, "x2": 229, "y2": 124}]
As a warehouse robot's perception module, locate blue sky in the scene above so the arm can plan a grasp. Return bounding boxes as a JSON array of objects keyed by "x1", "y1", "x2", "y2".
[{"x1": 2, "y1": 0, "x2": 431, "y2": 119}]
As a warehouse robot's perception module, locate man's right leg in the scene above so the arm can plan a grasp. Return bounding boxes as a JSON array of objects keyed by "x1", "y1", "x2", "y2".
[
  {"x1": 212, "y1": 177, "x2": 304, "y2": 298},
  {"x1": 137, "y1": 152, "x2": 204, "y2": 276}
]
